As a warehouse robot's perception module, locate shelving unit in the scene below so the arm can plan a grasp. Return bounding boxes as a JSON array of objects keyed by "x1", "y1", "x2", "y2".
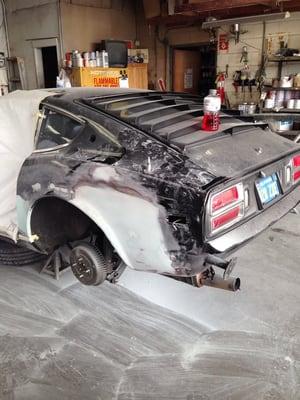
[
  {"x1": 267, "y1": 56, "x2": 300, "y2": 79},
  {"x1": 260, "y1": 57, "x2": 300, "y2": 114}
]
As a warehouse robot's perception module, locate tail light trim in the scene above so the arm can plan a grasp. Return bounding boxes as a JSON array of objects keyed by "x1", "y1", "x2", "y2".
[
  {"x1": 291, "y1": 153, "x2": 300, "y2": 183},
  {"x1": 211, "y1": 204, "x2": 244, "y2": 233},
  {"x1": 207, "y1": 182, "x2": 245, "y2": 236},
  {"x1": 210, "y1": 183, "x2": 244, "y2": 215}
]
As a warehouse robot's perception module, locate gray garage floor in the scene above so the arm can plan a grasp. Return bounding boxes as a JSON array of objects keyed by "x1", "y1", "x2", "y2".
[{"x1": 0, "y1": 208, "x2": 299, "y2": 400}]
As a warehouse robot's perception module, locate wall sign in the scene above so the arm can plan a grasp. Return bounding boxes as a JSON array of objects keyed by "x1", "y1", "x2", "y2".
[
  {"x1": 219, "y1": 34, "x2": 229, "y2": 53},
  {"x1": 184, "y1": 68, "x2": 193, "y2": 89}
]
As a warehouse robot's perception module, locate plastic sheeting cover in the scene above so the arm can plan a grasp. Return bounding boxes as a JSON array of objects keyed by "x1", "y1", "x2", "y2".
[{"x1": 0, "y1": 90, "x2": 51, "y2": 240}]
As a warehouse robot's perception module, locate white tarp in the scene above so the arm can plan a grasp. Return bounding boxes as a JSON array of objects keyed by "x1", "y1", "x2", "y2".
[{"x1": 0, "y1": 90, "x2": 50, "y2": 240}]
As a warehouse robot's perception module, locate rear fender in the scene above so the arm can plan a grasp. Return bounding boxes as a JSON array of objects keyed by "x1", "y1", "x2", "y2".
[
  {"x1": 24, "y1": 185, "x2": 180, "y2": 275},
  {"x1": 67, "y1": 184, "x2": 178, "y2": 274}
]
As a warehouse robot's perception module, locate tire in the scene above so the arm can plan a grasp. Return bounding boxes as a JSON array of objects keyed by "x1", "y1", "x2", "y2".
[
  {"x1": 0, "y1": 239, "x2": 46, "y2": 266},
  {"x1": 70, "y1": 242, "x2": 107, "y2": 286}
]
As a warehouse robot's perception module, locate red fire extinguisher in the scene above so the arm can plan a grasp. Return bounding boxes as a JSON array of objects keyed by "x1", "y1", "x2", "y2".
[{"x1": 216, "y1": 73, "x2": 226, "y2": 105}]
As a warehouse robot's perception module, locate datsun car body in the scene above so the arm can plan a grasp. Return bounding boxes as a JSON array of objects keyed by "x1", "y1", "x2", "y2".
[{"x1": 0, "y1": 88, "x2": 299, "y2": 289}]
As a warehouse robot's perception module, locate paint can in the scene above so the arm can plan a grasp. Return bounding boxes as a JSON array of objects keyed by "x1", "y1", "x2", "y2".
[
  {"x1": 294, "y1": 99, "x2": 300, "y2": 109},
  {"x1": 264, "y1": 98, "x2": 275, "y2": 109},
  {"x1": 284, "y1": 90, "x2": 292, "y2": 104},
  {"x1": 268, "y1": 90, "x2": 276, "y2": 100},
  {"x1": 275, "y1": 90, "x2": 285, "y2": 107},
  {"x1": 280, "y1": 76, "x2": 293, "y2": 88}
]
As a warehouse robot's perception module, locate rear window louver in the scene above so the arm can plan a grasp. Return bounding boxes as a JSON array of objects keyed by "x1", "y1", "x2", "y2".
[
  {"x1": 82, "y1": 92, "x2": 205, "y2": 145},
  {"x1": 81, "y1": 92, "x2": 265, "y2": 149}
]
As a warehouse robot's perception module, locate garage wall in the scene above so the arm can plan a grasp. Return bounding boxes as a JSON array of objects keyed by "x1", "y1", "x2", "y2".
[
  {"x1": 5, "y1": 0, "x2": 60, "y2": 89},
  {"x1": 0, "y1": 2, "x2": 8, "y2": 88},
  {"x1": 137, "y1": 0, "x2": 210, "y2": 90},
  {"x1": 217, "y1": 11, "x2": 300, "y2": 107},
  {"x1": 60, "y1": 0, "x2": 136, "y2": 53}
]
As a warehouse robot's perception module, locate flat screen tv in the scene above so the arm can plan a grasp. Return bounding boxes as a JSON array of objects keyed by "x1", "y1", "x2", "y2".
[{"x1": 96, "y1": 40, "x2": 128, "y2": 68}]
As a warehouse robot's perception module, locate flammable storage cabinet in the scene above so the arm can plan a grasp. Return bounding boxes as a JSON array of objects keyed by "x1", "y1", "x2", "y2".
[{"x1": 70, "y1": 64, "x2": 148, "y2": 89}]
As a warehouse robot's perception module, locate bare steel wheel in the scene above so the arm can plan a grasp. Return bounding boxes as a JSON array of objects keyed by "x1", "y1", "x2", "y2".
[{"x1": 70, "y1": 242, "x2": 107, "y2": 286}]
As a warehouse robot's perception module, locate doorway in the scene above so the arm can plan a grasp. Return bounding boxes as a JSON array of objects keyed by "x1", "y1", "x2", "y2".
[
  {"x1": 32, "y1": 38, "x2": 60, "y2": 89},
  {"x1": 41, "y1": 46, "x2": 58, "y2": 88},
  {"x1": 172, "y1": 44, "x2": 216, "y2": 97}
]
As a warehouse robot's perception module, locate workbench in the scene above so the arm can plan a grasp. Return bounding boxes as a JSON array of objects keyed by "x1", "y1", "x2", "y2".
[{"x1": 70, "y1": 64, "x2": 148, "y2": 89}]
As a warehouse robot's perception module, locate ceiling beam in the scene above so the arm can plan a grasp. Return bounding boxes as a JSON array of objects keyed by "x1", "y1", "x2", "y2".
[
  {"x1": 174, "y1": 0, "x2": 288, "y2": 14},
  {"x1": 146, "y1": 0, "x2": 300, "y2": 26}
]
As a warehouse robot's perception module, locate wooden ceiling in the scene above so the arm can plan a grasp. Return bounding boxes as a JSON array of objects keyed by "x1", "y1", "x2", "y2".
[{"x1": 147, "y1": 0, "x2": 300, "y2": 26}]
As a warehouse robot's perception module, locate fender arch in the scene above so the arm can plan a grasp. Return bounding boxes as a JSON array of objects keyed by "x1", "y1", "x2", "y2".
[{"x1": 28, "y1": 187, "x2": 177, "y2": 274}]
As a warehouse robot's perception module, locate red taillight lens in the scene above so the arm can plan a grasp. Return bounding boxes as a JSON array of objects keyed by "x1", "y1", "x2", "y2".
[
  {"x1": 208, "y1": 183, "x2": 244, "y2": 235},
  {"x1": 294, "y1": 170, "x2": 300, "y2": 182},
  {"x1": 211, "y1": 186, "x2": 239, "y2": 212},
  {"x1": 292, "y1": 154, "x2": 300, "y2": 182},
  {"x1": 211, "y1": 206, "x2": 241, "y2": 231},
  {"x1": 293, "y1": 155, "x2": 300, "y2": 168}
]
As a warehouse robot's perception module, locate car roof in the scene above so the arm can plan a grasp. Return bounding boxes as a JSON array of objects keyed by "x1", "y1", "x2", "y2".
[
  {"x1": 44, "y1": 87, "x2": 151, "y2": 105},
  {"x1": 43, "y1": 88, "x2": 266, "y2": 150}
]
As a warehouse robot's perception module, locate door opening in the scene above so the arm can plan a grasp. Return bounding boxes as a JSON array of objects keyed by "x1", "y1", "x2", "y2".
[
  {"x1": 172, "y1": 44, "x2": 216, "y2": 97},
  {"x1": 41, "y1": 46, "x2": 58, "y2": 88}
]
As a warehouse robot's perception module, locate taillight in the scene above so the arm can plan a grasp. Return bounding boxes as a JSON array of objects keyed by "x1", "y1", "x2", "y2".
[
  {"x1": 292, "y1": 154, "x2": 300, "y2": 183},
  {"x1": 211, "y1": 205, "x2": 242, "y2": 231},
  {"x1": 293, "y1": 155, "x2": 300, "y2": 167},
  {"x1": 294, "y1": 170, "x2": 300, "y2": 182},
  {"x1": 211, "y1": 186, "x2": 239, "y2": 212},
  {"x1": 208, "y1": 183, "x2": 245, "y2": 235}
]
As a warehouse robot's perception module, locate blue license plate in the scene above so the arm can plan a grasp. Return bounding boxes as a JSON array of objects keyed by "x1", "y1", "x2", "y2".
[{"x1": 256, "y1": 173, "x2": 280, "y2": 205}]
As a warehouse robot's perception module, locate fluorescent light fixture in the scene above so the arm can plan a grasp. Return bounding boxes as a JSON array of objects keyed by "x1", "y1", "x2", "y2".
[{"x1": 202, "y1": 12, "x2": 290, "y2": 29}]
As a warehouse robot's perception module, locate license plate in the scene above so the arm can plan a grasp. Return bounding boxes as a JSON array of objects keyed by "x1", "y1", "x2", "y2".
[{"x1": 256, "y1": 173, "x2": 280, "y2": 205}]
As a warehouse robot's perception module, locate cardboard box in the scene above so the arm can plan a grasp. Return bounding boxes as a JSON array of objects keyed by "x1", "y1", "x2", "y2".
[{"x1": 128, "y1": 49, "x2": 149, "y2": 64}]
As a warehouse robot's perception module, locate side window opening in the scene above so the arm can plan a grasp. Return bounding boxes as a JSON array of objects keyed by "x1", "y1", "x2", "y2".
[{"x1": 36, "y1": 109, "x2": 83, "y2": 150}]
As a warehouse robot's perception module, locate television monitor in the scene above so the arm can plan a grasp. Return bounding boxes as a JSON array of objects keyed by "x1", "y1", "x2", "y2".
[{"x1": 96, "y1": 40, "x2": 128, "y2": 68}]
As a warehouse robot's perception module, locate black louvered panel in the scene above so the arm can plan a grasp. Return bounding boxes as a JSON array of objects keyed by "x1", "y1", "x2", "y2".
[
  {"x1": 154, "y1": 118, "x2": 201, "y2": 138},
  {"x1": 141, "y1": 109, "x2": 203, "y2": 133}
]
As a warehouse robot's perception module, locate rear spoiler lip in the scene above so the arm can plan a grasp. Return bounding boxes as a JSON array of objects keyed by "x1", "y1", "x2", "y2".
[{"x1": 183, "y1": 122, "x2": 268, "y2": 151}]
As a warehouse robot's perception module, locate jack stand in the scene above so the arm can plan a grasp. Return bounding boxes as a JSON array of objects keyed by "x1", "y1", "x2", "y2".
[{"x1": 40, "y1": 246, "x2": 71, "y2": 280}]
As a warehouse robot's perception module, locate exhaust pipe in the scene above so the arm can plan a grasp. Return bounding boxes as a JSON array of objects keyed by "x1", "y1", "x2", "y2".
[
  {"x1": 198, "y1": 273, "x2": 240, "y2": 292},
  {"x1": 193, "y1": 263, "x2": 241, "y2": 292},
  {"x1": 170, "y1": 256, "x2": 241, "y2": 292}
]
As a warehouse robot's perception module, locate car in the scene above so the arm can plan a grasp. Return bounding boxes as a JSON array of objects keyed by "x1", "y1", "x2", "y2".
[{"x1": 0, "y1": 88, "x2": 299, "y2": 291}]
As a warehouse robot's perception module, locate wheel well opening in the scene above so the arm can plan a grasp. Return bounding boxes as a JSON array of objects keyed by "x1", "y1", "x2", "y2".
[{"x1": 30, "y1": 197, "x2": 104, "y2": 253}]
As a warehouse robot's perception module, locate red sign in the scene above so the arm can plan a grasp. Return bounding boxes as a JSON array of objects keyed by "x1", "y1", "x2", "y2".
[{"x1": 219, "y1": 34, "x2": 229, "y2": 52}]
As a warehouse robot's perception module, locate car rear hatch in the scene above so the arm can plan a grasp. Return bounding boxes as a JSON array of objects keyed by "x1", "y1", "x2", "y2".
[
  {"x1": 82, "y1": 92, "x2": 300, "y2": 254},
  {"x1": 82, "y1": 91, "x2": 299, "y2": 178}
]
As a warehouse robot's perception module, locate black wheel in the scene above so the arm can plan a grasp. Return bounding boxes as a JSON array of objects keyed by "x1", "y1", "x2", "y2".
[
  {"x1": 70, "y1": 242, "x2": 107, "y2": 286},
  {"x1": 0, "y1": 239, "x2": 46, "y2": 266}
]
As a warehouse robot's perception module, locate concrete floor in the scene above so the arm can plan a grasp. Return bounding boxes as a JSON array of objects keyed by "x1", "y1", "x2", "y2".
[{"x1": 0, "y1": 207, "x2": 299, "y2": 399}]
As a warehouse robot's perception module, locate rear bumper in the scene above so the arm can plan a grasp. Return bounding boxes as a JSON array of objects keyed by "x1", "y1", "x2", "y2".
[{"x1": 205, "y1": 185, "x2": 300, "y2": 254}]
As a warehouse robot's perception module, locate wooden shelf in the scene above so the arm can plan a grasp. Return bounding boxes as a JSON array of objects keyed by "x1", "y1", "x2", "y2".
[
  {"x1": 262, "y1": 85, "x2": 300, "y2": 91},
  {"x1": 261, "y1": 108, "x2": 300, "y2": 113},
  {"x1": 268, "y1": 56, "x2": 300, "y2": 62}
]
